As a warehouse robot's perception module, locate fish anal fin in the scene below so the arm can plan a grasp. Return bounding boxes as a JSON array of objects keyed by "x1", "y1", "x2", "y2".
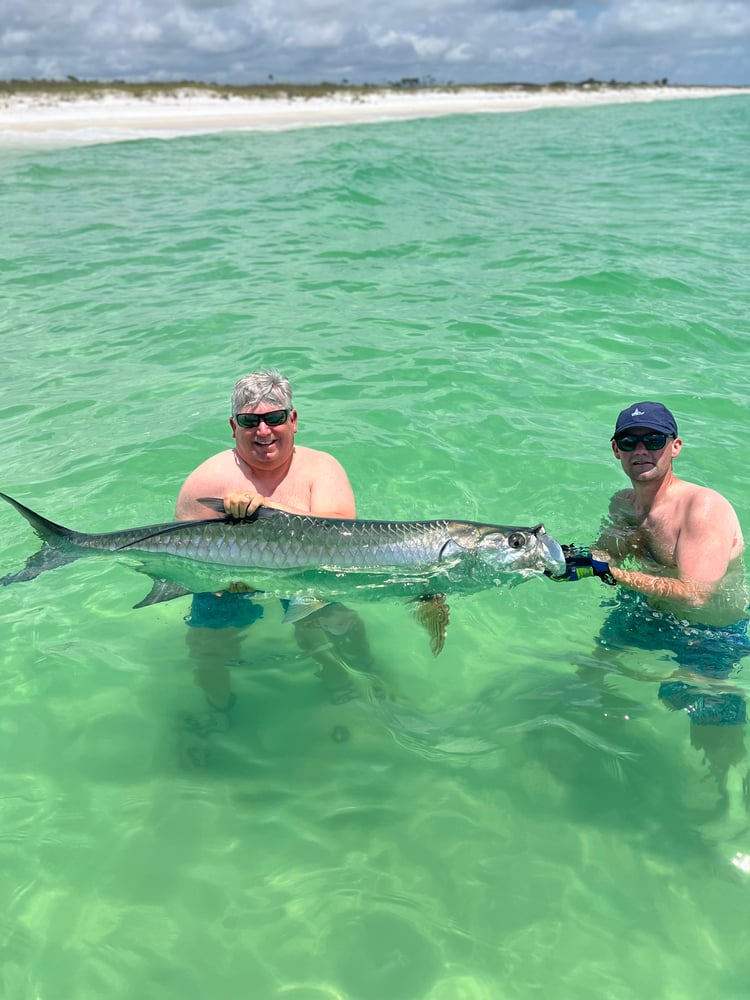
[
  {"x1": 282, "y1": 599, "x2": 331, "y2": 624},
  {"x1": 134, "y1": 579, "x2": 192, "y2": 608},
  {"x1": 411, "y1": 593, "x2": 450, "y2": 657}
]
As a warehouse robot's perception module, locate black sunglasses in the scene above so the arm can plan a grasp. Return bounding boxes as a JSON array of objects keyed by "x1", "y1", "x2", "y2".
[
  {"x1": 614, "y1": 432, "x2": 670, "y2": 452},
  {"x1": 234, "y1": 409, "x2": 290, "y2": 429}
]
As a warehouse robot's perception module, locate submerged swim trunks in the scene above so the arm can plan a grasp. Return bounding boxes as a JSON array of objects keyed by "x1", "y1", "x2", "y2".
[
  {"x1": 656, "y1": 680, "x2": 747, "y2": 726},
  {"x1": 184, "y1": 592, "x2": 298, "y2": 630},
  {"x1": 184, "y1": 591, "x2": 265, "y2": 630},
  {"x1": 597, "y1": 590, "x2": 750, "y2": 726}
]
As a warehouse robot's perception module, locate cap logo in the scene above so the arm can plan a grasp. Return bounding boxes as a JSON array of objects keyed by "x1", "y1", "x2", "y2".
[{"x1": 631, "y1": 407, "x2": 644, "y2": 416}]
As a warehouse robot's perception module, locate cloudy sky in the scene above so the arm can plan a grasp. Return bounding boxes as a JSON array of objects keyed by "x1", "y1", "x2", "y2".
[{"x1": 2, "y1": 0, "x2": 749, "y2": 87}]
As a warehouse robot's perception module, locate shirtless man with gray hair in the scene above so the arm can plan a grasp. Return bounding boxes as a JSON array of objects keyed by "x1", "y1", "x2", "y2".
[{"x1": 175, "y1": 369, "x2": 372, "y2": 758}]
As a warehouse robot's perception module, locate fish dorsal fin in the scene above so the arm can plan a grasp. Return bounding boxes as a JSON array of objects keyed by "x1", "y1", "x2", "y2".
[
  {"x1": 197, "y1": 497, "x2": 228, "y2": 514},
  {"x1": 196, "y1": 497, "x2": 275, "y2": 521},
  {"x1": 410, "y1": 593, "x2": 450, "y2": 657}
]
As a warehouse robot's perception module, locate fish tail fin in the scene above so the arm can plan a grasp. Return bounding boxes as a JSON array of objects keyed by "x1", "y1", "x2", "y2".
[
  {"x1": 0, "y1": 492, "x2": 79, "y2": 586},
  {"x1": 0, "y1": 492, "x2": 75, "y2": 543}
]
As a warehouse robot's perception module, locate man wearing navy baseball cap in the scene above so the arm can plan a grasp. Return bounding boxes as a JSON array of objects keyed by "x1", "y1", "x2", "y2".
[
  {"x1": 551, "y1": 399, "x2": 744, "y2": 615},
  {"x1": 602, "y1": 399, "x2": 744, "y2": 613},
  {"x1": 551, "y1": 400, "x2": 748, "y2": 787},
  {"x1": 611, "y1": 400, "x2": 679, "y2": 440}
]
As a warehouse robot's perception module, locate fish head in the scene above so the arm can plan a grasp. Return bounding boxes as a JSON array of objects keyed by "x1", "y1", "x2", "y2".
[{"x1": 473, "y1": 523, "x2": 566, "y2": 577}]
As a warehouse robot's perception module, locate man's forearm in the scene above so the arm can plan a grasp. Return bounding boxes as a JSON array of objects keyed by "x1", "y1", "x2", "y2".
[{"x1": 609, "y1": 566, "x2": 714, "y2": 607}]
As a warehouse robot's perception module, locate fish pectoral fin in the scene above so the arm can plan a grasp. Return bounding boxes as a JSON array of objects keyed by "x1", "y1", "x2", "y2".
[
  {"x1": 133, "y1": 578, "x2": 192, "y2": 608},
  {"x1": 410, "y1": 593, "x2": 450, "y2": 657},
  {"x1": 281, "y1": 598, "x2": 331, "y2": 624}
]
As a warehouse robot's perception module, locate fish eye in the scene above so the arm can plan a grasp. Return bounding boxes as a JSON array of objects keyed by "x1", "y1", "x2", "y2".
[{"x1": 508, "y1": 531, "x2": 528, "y2": 549}]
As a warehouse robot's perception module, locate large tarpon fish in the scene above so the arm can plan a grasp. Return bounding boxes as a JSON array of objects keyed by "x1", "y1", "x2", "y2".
[{"x1": 0, "y1": 493, "x2": 565, "y2": 654}]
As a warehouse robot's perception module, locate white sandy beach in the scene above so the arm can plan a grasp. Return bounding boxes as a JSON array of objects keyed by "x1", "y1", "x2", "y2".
[{"x1": 1, "y1": 85, "x2": 748, "y2": 147}]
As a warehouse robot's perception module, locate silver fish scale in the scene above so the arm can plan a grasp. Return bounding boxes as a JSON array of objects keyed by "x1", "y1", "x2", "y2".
[
  {"x1": 131, "y1": 515, "x2": 457, "y2": 571},
  {"x1": 220, "y1": 517, "x2": 446, "y2": 570}
]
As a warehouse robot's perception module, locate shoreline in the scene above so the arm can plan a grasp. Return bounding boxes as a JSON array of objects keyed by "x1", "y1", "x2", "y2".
[{"x1": 1, "y1": 84, "x2": 748, "y2": 147}]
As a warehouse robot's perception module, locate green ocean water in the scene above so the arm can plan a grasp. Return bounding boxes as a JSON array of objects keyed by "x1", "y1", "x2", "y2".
[{"x1": 1, "y1": 94, "x2": 750, "y2": 999}]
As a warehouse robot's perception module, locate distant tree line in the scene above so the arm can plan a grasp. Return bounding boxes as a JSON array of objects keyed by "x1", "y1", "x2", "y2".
[{"x1": 0, "y1": 76, "x2": 677, "y2": 99}]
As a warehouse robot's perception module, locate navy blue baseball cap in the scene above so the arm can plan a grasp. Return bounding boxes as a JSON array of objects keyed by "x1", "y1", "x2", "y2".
[{"x1": 613, "y1": 402, "x2": 678, "y2": 439}]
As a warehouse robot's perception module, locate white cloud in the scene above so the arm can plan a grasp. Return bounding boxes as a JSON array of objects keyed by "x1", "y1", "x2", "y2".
[
  {"x1": 445, "y1": 43, "x2": 474, "y2": 63},
  {"x1": 285, "y1": 20, "x2": 348, "y2": 48},
  {"x1": 131, "y1": 23, "x2": 163, "y2": 44},
  {"x1": 1, "y1": 29, "x2": 32, "y2": 46},
  {"x1": 374, "y1": 30, "x2": 450, "y2": 58},
  {"x1": 599, "y1": 0, "x2": 750, "y2": 40}
]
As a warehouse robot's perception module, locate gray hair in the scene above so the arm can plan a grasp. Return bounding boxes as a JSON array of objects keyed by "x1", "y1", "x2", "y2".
[{"x1": 231, "y1": 370, "x2": 293, "y2": 414}]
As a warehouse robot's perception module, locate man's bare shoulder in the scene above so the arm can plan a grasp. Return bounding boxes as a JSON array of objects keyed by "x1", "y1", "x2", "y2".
[
  {"x1": 290, "y1": 445, "x2": 355, "y2": 518},
  {"x1": 187, "y1": 448, "x2": 237, "y2": 475},
  {"x1": 682, "y1": 481, "x2": 743, "y2": 535},
  {"x1": 175, "y1": 449, "x2": 240, "y2": 520},
  {"x1": 681, "y1": 479, "x2": 732, "y2": 504},
  {"x1": 678, "y1": 479, "x2": 736, "y2": 516}
]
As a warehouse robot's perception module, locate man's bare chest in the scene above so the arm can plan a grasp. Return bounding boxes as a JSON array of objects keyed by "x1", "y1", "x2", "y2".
[
  {"x1": 230, "y1": 460, "x2": 312, "y2": 509},
  {"x1": 628, "y1": 511, "x2": 678, "y2": 567}
]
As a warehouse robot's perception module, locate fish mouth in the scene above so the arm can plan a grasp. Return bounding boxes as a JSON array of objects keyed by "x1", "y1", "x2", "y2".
[{"x1": 538, "y1": 529, "x2": 566, "y2": 575}]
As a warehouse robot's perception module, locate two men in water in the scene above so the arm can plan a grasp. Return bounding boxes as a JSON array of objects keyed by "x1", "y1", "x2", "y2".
[
  {"x1": 175, "y1": 378, "x2": 748, "y2": 791},
  {"x1": 175, "y1": 369, "x2": 372, "y2": 746},
  {"x1": 559, "y1": 401, "x2": 748, "y2": 803}
]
